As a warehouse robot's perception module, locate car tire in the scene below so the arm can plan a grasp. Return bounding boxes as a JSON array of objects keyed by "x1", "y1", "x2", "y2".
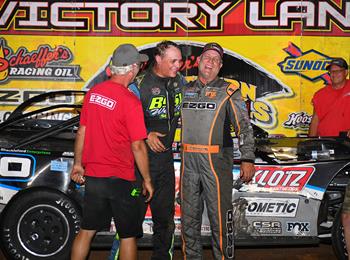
[
  {"x1": 332, "y1": 208, "x2": 348, "y2": 260},
  {"x1": 0, "y1": 188, "x2": 81, "y2": 260}
]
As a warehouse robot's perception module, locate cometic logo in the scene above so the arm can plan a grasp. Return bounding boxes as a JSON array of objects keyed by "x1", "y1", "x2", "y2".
[
  {"x1": 89, "y1": 94, "x2": 116, "y2": 110},
  {"x1": 244, "y1": 197, "x2": 299, "y2": 217},
  {"x1": 278, "y1": 42, "x2": 332, "y2": 84}
]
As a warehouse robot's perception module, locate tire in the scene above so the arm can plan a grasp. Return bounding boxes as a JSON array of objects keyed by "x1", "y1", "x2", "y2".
[
  {"x1": 0, "y1": 188, "x2": 81, "y2": 260},
  {"x1": 332, "y1": 208, "x2": 349, "y2": 260}
]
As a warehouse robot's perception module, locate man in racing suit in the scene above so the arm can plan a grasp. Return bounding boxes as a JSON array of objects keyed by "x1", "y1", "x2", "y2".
[
  {"x1": 181, "y1": 43, "x2": 255, "y2": 260},
  {"x1": 134, "y1": 41, "x2": 185, "y2": 260}
]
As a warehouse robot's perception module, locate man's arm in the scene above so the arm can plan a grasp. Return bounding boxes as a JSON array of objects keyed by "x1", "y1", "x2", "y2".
[
  {"x1": 132, "y1": 140, "x2": 154, "y2": 202},
  {"x1": 308, "y1": 112, "x2": 319, "y2": 137},
  {"x1": 71, "y1": 125, "x2": 86, "y2": 184},
  {"x1": 227, "y1": 89, "x2": 256, "y2": 182}
]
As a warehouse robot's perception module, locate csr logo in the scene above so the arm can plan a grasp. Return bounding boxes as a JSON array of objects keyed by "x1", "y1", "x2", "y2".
[{"x1": 286, "y1": 222, "x2": 310, "y2": 232}]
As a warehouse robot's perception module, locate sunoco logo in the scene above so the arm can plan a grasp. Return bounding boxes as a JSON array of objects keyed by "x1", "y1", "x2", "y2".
[
  {"x1": 278, "y1": 42, "x2": 332, "y2": 84},
  {"x1": 0, "y1": 38, "x2": 82, "y2": 84}
]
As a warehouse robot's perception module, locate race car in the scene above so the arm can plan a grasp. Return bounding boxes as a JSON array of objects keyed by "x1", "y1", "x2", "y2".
[{"x1": 0, "y1": 91, "x2": 349, "y2": 260}]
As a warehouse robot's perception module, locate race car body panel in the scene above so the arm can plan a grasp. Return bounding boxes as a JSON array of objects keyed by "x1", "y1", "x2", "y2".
[{"x1": 0, "y1": 91, "x2": 349, "y2": 259}]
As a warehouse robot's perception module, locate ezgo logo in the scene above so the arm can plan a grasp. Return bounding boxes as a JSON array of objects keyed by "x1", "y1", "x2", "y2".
[{"x1": 278, "y1": 42, "x2": 332, "y2": 84}]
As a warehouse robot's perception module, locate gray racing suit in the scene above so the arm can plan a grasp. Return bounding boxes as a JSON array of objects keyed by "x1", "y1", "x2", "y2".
[{"x1": 180, "y1": 77, "x2": 255, "y2": 260}]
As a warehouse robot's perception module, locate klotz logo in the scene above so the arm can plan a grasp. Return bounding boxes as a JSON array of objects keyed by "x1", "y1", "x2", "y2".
[
  {"x1": 0, "y1": 38, "x2": 82, "y2": 84},
  {"x1": 278, "y1": 42, "x2": 332, "y2": 84}
]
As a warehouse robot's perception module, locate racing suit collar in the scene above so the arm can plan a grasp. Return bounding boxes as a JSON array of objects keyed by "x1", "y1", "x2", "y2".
[
  {"x1": 150, "y1": 67, "x2": 172, "y2": 83},
  {"x1": 197, "y1": 77, "x2": 221, "y2": 88}
]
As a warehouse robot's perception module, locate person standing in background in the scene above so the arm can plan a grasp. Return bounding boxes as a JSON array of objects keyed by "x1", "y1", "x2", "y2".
[{"x1": 308, "y1": 58, "x2": 350, "y2": 137}]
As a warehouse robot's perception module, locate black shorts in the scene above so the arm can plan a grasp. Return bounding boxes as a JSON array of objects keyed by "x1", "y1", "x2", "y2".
[{"x1": 81, "y1": 176, "x2": 143, "y2": 238}]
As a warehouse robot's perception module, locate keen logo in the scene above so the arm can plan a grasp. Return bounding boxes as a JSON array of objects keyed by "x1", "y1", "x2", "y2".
[
  {"x1": 182, "y1": 101, "x2": 216, "y2": 110},
  {"x1": 89, "y1": 94, "x2": 116, "y2": 110},
  {"x1": 278, "y1": 42, "x2": 332, "y2": 84}
]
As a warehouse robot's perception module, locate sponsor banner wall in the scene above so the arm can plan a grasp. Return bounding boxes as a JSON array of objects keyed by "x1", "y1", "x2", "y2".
[{"x1": 0, "y1": 0, "x2": 349, "y2": 136}]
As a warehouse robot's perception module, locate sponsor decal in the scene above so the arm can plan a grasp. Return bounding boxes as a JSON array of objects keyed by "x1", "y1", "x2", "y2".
[
  {"x1": 205, "y1": 90, "x2": 217, "y2": 98},
  {"x1": 0, "y1": 38, "x2": 81, "y2": 84},
  {"x1": 147, "y1": 92, "x2": 182, "y2": 118},
  {"x1": 182, "y1": 101, "x2": 216, "y2": 110},
  {"x1": 252, "y1": 221, "x2": 282, "y2": 234},
  {"x1": 278, "y1": 42, "x2": 332, "y2": 84},
  {"x1": 283, "y1": 112, "x2": 312, "y2": 130},
  {"x1": 286, "y1": 222, "x2": 310, "y2": 234},
  {"x1": 252, "y1": 166, "x2": 315, "y2": 192},
  {"x1": 0, "y1": 89, "x2": 77, "y2": 106},
  {"x1": 151, "y1": 87, "x2": 161, "y2": 95},
  {"x1": 226, "y1": 210, "x2": 234, "y2": 258},
  {"x1": 50, "y1": 160, "x2": 68, "y2": 172},
  {"x1": 184, "y1": 92, "x2": 198, "y2": 98},
  {"x1": 0, "y1": 152, "x2": 35, "y2": 181},
  {"x1": 245, "y1": 197, "x2": 299, "y2": 217},
  {"x1": 89, "y1": 93, "x2": 116, "y2": 110}
]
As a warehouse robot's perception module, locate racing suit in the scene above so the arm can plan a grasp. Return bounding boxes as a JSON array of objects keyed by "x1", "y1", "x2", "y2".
[
  {"x1": 180, "y1": 78, "x2": 255, "y2": 260},
  {"x1": 136, "y1": 69, "x2": 184, "y2": 260}
]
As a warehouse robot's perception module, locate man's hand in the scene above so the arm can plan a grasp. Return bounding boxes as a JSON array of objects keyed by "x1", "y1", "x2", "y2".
[
  {"x1": 146, "y1": 131, "x2": 167, "y2": 152},
  {"x1": 70, "y1": 164, "x2": 85, "y2": 184},
  {"x1": 142, "y1": 179, "x2": 154, "y2": 203},
  {"x1": 240, "y1": 161, "x2": 255, "y2": 183},
  {"x1": 347, "y1": 130, "x2": 350, "y2": 138}
]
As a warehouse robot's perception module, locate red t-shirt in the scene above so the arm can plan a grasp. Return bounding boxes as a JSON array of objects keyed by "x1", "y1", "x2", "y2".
[
  {"x1": 80, "y1": 80, "x2": 147, "y2": 180},
  {"x1": 312, "y1": 80, "x2": 350, "y2": 136}
]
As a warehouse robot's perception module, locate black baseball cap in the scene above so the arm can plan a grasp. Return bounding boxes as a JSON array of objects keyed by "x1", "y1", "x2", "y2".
[
  {"x1": 202, "y1": 42, "x2": 224, "y2": 58},
  {"x1": 326, "y1": 57, "x2": 348, "y2": 70},
  {"x1": 111, "y1": 44, "x2": 148, "y2": 67}
]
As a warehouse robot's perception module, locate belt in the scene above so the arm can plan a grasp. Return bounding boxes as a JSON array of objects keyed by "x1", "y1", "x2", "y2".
[{"x1": 182, "y1": 143, "x2": 219, "y2": 153}]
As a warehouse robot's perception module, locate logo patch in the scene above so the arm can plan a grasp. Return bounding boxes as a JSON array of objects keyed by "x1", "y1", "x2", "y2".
[
  {"x1": 205, "y1": 90, "x2": 217, "y2": 98},
  {"x1": 286, "y1": 222, "x2": 310, "y2": 234},
  {"x1": 244, "y1": 197, "x2": 299, "y2": 217},
  {"x1": 283, "y1": 112, "x2": 312, "y2": 130},
  {"x1": 151, "y1": 87, "x2": 161, "y2": 95},
  {"x1": 0, "y1": 38, "x2": 82, "y2": 84},
  {"x1": 278, "y1": 42, "x2": 332, "y2": 84},
  {"x1": 89, "y1": 93, "x2": 116, "y2": 110},
  {"x1": 252, "y1": 166, "x2": 315, "y2": 192},
  {"x1": 182, "y1": 101, "x2": 216, "y2": 110}
]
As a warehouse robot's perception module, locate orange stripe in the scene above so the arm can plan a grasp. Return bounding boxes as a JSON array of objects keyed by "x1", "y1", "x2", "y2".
[
  {"x1": 182, "y1": 143, "x2": 219, "y2": 153},
  {"x1": 229, "y1": 98, "x2": 241, "y2": 135},
  {"x1": 208, "y1": 95, "x2": 231, "y2": 260}
]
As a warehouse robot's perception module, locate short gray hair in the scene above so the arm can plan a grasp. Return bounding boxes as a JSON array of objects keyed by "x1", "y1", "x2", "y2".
[{"x1": 110, "y1": 64, "x2": 134, "y2": 75}]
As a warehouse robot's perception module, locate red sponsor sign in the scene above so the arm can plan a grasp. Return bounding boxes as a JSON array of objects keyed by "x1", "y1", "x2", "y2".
[{"x1": 252, "y1": 166, "x2": 315, "y2": 192}]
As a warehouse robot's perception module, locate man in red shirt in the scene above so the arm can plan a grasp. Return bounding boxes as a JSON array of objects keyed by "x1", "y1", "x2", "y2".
[
  {"x1": 309, "y1": 57, "x2": 350, "y2": 137},
  {"x1": 70, "y1": 44, "x2": 154, "y2": 260},
  {"x1": 309, "y1": 57, "x2": 350, "y2": 259}
]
